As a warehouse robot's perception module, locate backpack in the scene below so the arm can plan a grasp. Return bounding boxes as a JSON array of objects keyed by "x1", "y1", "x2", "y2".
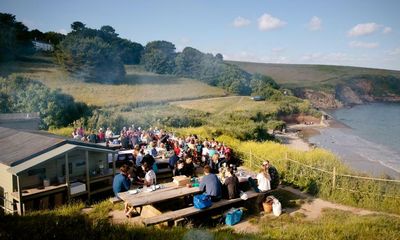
[
  {"x1": 193, "y1": 193, "x2": 212, "y2": 209},
  {"x1": 225, "y1": 208, "x2": 243, "y2": 226}
]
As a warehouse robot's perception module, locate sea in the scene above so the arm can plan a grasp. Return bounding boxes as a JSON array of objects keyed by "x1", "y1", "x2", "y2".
[{"x1": 309, "y1": 102, "x2": 400, "y2": 179}]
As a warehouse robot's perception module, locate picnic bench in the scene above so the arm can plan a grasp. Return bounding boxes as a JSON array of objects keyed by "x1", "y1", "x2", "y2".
[
  {"x1": 142, "y1": 190, "x2": 261, "y2": 226},
  {"x1": 118, "y1": 183, "x2": 202, "y2": 209}
]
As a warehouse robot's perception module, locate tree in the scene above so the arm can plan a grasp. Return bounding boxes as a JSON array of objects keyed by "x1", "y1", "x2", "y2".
[
  {"x1": 175, "y1": 47, "x2": 204, "y2": 78},
  {"x1": 57, "y1": 35, "x2": 125, "y2": 83},
  {"x1": 2, "y1": 75, "x2": 90, "y2": 129},
  {"x1": 100, "y1": 25, "x2": 117, "y2": 36},
  {"x1": 71, "y1": 21, "x2": 85, "y2": 31},
  {"x1": 0, "y1": 13, "x2": 33, "y2": 61},
  {"x1": 215, "y1": 53, "x2": 223, "y2": 61},
  {"x1": 112, "y1": 38, "x2": 143, "y2": 64},
  {"x1": 141, "y1": 40, "x2": 176, "y2": 74}
]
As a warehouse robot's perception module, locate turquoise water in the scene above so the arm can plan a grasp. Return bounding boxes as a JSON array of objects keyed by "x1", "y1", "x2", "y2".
[{"x1": 309, "y1": 103, "x2": 400, "y2": 178}]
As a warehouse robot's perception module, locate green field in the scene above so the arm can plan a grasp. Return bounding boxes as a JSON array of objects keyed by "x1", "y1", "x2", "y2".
[
  {"x1": 229, "y1": 61, "x2": 400, "y2": 88},
  {"x1": 0, "y1": 56, "x2": 227, "y2": 107},
  {"x1": 171, "y1": 96, "x2": 279, "y2": 114}
]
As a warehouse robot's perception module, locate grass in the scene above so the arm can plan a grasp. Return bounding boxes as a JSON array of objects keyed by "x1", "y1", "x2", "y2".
[
  {"x1": 173, "y1": 127, "x2": 400, "y2": 215},
  {"x1": 171, "y1": 96, "x2": 279, "y2": 114},
  {"x1": 1, "y1": 197, "x2": 399, "y2": 239},
  {"x1": 229, "y1": 61, "x2": 400, "y2": 89},
  {"x1": 0, "y1": 56, "x2": 227, "y2": 107},
  {"x1": 257, "y1": 209, "x2": 400, "y2": 240}
]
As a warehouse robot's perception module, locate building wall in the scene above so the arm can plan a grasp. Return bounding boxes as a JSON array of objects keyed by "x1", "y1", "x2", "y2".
[
  {"x1": 18, "y1": 149, "x2": 109, "y2": 189},
  {"x1": 0, "y1": 163, "x2": 15, "y2": 213}
]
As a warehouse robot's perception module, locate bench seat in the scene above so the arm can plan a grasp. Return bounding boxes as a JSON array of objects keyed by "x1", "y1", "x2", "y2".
[
  {"x1": 109, "y1": 196, "x2": 122, "y2": 204},
  {"x1": 142, "y1": 190, "x2": 260, "y2": 226}
]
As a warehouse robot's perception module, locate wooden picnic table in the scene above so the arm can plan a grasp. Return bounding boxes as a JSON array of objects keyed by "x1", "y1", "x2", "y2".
[{"x1": 118, "y1": 182, "x2": 202, "y2": 208}]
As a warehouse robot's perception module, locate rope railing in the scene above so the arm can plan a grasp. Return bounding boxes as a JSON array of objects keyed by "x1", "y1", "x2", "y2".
[{"x1": 242, "y1": 151, "x2": 400, "y2": 198}]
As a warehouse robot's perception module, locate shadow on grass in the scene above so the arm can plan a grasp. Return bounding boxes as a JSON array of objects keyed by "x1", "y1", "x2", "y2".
[
  {"x1": 0, "y1": 212, "x2": 188, "y2": 240},
  {"x1": 122, "y1": 73, "x2": 182, "y2": 85}
]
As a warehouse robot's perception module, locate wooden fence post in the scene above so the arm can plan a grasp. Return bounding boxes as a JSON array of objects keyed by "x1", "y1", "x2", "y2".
[
  {"x1": 249, "y1": 149, "x2": 253, "y2": 169},
  {"x1": 332, "y1": 167, "x2": 336, "y2": 189}
]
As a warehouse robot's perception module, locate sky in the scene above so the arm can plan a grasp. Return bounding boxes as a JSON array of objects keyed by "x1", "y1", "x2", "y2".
[{"x1": 1, "y1": 0, "x2": 400, "y2": 70}]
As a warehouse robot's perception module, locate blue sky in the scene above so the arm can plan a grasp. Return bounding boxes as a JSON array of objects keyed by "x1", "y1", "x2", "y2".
[{"x1": 1, "y1": 0, "x2": 400, "y2": 70}]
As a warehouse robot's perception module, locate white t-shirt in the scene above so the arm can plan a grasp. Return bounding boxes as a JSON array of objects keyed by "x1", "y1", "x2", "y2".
[
  {"x1": 202, "y1": 147, "x2": 209, "y2": 156},
  {"x1": 145, "y1": 170, "x2": 156, "y2": 185},
  {"x1": 257, "y1": 172, "x2": 271, "y2": 192}
]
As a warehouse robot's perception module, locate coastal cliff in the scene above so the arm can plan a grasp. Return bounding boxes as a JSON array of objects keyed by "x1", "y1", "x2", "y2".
[{"x1": 294, "y1": 75, "x2": 400, "y2": 109}]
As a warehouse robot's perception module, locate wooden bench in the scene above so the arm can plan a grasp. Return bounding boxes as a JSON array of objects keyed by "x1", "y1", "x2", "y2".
[
  {"x1": 142, "y1": 190, "x2": 261, "y2": 226},
  {"x1": 109, "y1": 196, "x2": 122, "y2": 204}
]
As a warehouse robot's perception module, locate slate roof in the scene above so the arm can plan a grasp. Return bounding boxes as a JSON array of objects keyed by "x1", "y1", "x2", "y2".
[{"x1": 0, "y1": 127, "x2": 114, "y2": 167}]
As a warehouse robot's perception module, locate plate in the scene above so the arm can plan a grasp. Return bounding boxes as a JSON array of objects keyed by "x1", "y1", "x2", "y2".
[
  {"x1": 146, "y1": 188, "x2": 155, "y2": 192},
  {"x1": 128, "y1": 189, "x2": 138, "y2": 195}
]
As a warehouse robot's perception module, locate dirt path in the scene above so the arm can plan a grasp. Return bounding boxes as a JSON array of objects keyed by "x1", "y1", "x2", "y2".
[
  {"x1": 231, "y1": 185, "x2": 399, "y2": 234},
  {"x1": 217, "y1": 96, "x2": 244, "y2": 115}
]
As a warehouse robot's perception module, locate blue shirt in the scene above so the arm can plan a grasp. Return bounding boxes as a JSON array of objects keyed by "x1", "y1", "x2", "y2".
[
  {"x1": 113, "y1": 173, "x2": 131, "y2": 197},
  {"x1": 199, "y1": 174, "x2": 222, "y2": 198},
  {"x1": 168, "y1": 155, "x2": 179, "y2": 169}
]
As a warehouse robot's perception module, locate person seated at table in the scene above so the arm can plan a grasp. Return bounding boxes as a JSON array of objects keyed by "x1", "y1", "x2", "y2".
[
  {"x1": 209, "y1": 153, "x2": 222, "y2": 174},
  {"x1": 175, "y1": 156, "x2": 195, "y2": 177},
  {"x1": 185, "y1": 155, "x2": 196, "y2": 177},
  {"x1": 257, "y1": 161, "x2": 271, "y2": 192},
  {"x1": 142, "y1": 161, "x2": 156, "y2": 186},
  {"x1": 223, "y1": 167, "x2": 240, "y2": 199},
  {"x1": 174, "y1": 159, "x2": 185, "y2": 176},
  {"x1": 112, "y1": 164, "x2": 131, "y2": 198},
  {"x1": 168, "y1": 150, "x2": 180, "y2": 172},
  {"x1": 149, "y1": 141, "x2": 158, "y2": 157},
  {"x1": 199, "y1": 165, "x2": 222, "y2": 202},
  {"x1": 141, "y1": 153, "x2": 158, "y2": 173},
  {"x1": 263, "y1": 160, "x2": 280, "y2": 189}
]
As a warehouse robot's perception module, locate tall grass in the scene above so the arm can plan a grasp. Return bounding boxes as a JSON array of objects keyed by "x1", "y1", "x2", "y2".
[
  {"x1": 257, "y1": 209, "x2": 400, "y2": 240},
  {"x1": 174, "y1": 127, "x2": 400, "y2": 215}
]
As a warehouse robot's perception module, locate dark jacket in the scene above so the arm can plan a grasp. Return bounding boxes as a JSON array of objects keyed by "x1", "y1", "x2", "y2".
[
  {"x1": 268, "y1": 166, "x2": 279, "y2": 189},
  {"x1": 224, "y1": 175, "x2": 240, "y2": 199}
]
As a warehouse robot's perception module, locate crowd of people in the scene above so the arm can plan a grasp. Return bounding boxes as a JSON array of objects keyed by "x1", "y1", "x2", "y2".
[{"x1": 88, "y1": 125, "x2": 279, "y2": 217}]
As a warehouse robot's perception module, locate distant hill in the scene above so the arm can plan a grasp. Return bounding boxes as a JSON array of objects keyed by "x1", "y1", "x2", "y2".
[{"x1": 229, "y1": 61, "x2": 400, "y2": 108}]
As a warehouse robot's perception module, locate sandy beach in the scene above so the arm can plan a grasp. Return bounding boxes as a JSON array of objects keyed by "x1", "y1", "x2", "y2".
[{"x1": 277, "y1": 117, "x2": 400, "y2": 179}]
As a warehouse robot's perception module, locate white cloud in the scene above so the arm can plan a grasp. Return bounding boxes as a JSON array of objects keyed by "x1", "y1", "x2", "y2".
[
  {"x1": 388, "y1": 47, "x2": 400, "y2": 56},
  {"x1": 348, "y1": 22, "x2": 380, "y2": 37},
  {"x1": 58, "y1": 29, "x2": 68, "y2": 35},
  {"x1": 258, "y1": 14, "x2": 286, "y2": 31},
  {"x1": 308, "y1": 16, "x2": 322, "y2": 31},
  {"x1": 383, "y1": 26, "x2": 392, "y2": 34},
  {"x1": 349, "y1": 41, "x2": 379, "y2": 49},
  {"x1": 232, "y1": 16, "x2": 251, "y2": 28}
]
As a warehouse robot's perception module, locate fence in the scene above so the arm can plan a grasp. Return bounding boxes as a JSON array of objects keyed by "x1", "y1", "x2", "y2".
[{"x1": 243, "y1": 150, "x2": 400, "y2": 199}]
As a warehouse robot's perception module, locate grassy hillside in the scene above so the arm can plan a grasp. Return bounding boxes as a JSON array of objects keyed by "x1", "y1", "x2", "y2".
[
  {"x1": 229, "y1": 61, "x2": 400, "y2": 88},
  {"x1": 171, "y1": 96, "x2": 279, "y2": 114},
  {"x1": 0, "y1": 56, "x2": 227, "y2": 107}
]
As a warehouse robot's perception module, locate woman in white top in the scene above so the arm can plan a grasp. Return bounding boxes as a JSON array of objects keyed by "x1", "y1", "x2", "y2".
[
  {"x1": 256, "y1": 161, "x2": 271, "y2": 192},
  {"x1": 142, "y1": 162, "x2": 156, "y2": 186}
]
